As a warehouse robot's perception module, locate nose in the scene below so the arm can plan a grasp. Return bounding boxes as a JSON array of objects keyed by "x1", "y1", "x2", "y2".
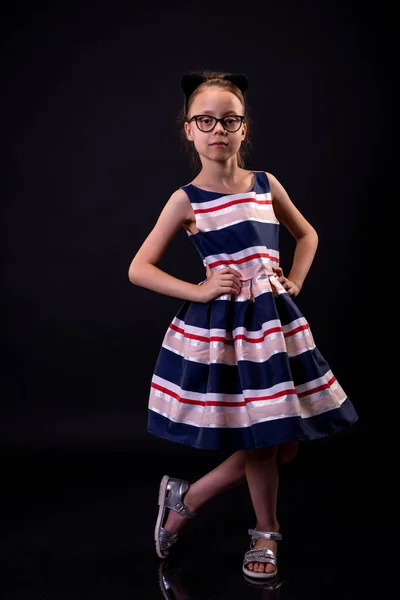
[{"x1": 214, "y1": 120, "x2": 226, "y2": 133}]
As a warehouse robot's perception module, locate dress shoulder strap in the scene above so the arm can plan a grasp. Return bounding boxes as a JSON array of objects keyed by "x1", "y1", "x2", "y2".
[
  {"x1": 179, "y1": 182, "x2": 213, "y2": 204},
  {"x1": 253, "y1": 171, "x2": 271, "y2": 193}
]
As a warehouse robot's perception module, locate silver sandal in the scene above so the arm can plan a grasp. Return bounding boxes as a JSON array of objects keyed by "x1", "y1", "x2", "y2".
[
  {"x1": 154, "y1": 475, "x2": 197, "y2": 559},
  {"x1": 242, "y1": 529, "x2": 282, "y2": 580}
]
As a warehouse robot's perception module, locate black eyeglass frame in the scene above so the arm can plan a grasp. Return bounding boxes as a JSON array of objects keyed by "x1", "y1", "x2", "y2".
[{"x1": 187, "y1": 114, "x2": 246, "y2": 133}]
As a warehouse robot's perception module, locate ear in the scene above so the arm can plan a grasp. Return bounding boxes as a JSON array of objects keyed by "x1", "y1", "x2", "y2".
[
  {"x1": 184, "y1": 120, "x2": 194, "y2": 141},
  {"x1": 241, "y1": 120, "x2": 247, "y2": 141}
]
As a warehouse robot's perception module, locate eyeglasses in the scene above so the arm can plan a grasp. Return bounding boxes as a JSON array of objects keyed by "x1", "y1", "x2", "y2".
[{"x1": 187, "y1": 114, "x2": 245, "y2": 133}]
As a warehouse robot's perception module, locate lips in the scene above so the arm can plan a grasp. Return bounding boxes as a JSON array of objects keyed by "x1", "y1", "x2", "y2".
[{"x1": 210, "y1": 142, "x2": 227, "y2": 146}]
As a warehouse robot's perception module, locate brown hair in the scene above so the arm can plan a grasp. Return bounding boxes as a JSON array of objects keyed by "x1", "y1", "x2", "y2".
[{"x1": 177, "y1": 70, "x2": 251, "y2": 173}]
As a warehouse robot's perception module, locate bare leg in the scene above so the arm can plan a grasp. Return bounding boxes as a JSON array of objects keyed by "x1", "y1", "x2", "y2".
[
  {"x1": 163, "y1": 441, "x2": 297, "y2": 537},
  {"x1": 163, "y1": 450, "x2": 246, "y2": 534},
  {"x1": 277, "y1": 441, "x2": 298, "y2": 466},
  {"x1": 244, "y1": 445, "x2": 280, "y2": 575}
]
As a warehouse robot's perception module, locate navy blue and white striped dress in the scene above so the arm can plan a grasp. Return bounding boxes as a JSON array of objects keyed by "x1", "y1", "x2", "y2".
[{"x1": 147, "y1": 170, "x2": 358, "y2": 450}]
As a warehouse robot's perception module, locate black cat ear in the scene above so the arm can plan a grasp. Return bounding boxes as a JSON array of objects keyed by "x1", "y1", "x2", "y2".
[
  {"x1": 181, "y1": 73, "x2": 206, "y2": 104},
  {"x1": 223, "y1": 73, "x2": 249, "y2": 93}
]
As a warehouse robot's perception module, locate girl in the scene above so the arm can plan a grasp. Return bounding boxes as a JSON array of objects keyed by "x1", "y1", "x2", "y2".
[{"x1": 128, "y1": 70, "x2": 358, "y2": 582}]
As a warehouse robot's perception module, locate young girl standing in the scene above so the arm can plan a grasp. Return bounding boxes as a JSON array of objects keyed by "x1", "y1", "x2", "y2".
[{"x1": 128, "y1": 70, "x2": 358, "y2": 582}]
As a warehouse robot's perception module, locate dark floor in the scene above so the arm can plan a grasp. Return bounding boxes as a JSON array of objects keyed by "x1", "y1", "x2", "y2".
[{"x1": 0, "y1": 422, "x2": 392, "y2": 599}]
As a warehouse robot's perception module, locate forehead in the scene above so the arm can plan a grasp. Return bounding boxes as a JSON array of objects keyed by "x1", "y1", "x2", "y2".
[{"x1": 189, "y1": 88, "x2": 243, "y2": 115}]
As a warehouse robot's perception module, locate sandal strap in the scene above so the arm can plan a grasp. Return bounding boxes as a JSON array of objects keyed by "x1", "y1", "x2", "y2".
[
  {"x1": 159, "y1": 526, "x2": 179, "y2": 552},
  {"x1": 248, "y1": 528, "x2": 282, "y2": 541},
  {"x1": 243, "y1": 548, "x2": 277, "y2": 568},
  {"x1": 164, "y1": 478, "x2": 197, "y2": 518}
]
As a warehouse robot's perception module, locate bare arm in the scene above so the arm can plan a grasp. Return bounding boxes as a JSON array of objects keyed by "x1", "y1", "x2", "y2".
[
  {"x1": 128, "y1": 188, "x2": 203, "y2": 302},
  {"x1": 267, "y1": 172, "x2": 319, "y2": 292}
]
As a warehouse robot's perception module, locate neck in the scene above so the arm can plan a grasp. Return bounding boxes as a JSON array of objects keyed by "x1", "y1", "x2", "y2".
[{"x1": 197, "y1": 156, "x2": 243, "y2": 186}]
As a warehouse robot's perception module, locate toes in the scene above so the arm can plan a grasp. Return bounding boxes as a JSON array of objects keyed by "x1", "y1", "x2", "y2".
[{"x1": 246, "y1": 562, "x2": 277, "y2": 575}]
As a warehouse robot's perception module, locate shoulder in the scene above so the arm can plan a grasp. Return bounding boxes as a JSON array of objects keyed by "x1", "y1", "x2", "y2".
[
  {"x1": 163, "y1": 187, "x2": 193, "y2": 220},
  {"x1": 161, "y1": 186, "x2": 193, "y2": 208},
  {"x1": 254, "y1": 170, "x2": 280, "y2": 189},
  {"x1": 262, "y1": 171, "x2": 288, "y2": 200},
  {"x1": 263, "y1": 171, "x2": 279, "y2": 187}
]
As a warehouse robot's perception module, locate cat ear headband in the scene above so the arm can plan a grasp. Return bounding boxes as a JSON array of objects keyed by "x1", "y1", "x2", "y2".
[{"x1": 181, "y1": 72, "x2": 249, "y2": 110}]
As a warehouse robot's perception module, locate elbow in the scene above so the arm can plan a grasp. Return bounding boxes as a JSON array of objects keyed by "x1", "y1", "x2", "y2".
[
  {"x1": 128, "y1": 260, "x2": 153, "y2": 285},
  {"x1": 128, "y1": 262, "x2": 140, "y2": 285},
  {"x1": 297, "y1": 227, "x2": 318, "y2": 247},
  {"x1": 305, "y1": 225, "x2": 318, "y2": 248}
]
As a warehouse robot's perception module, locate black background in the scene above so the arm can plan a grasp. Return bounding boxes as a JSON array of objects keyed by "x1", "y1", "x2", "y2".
[
  {"x1": 1, "y1": 0, "x2": 395, "y2": 596},
  {"x1": 2, "y1": 0, "x2": 393, "y2": 448}
]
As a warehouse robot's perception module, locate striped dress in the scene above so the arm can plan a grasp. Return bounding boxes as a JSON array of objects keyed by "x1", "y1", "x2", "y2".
[{"x1": 147, "y1": 171, "x2": 358, "y2": 450}]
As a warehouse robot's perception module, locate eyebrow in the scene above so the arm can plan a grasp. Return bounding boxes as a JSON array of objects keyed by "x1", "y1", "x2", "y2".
[{"x1": 193, "y1": 110, "x2": 241, "y2": 116}]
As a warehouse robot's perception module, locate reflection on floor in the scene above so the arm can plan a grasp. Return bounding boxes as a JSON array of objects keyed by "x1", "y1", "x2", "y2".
[{"x1": 0, "y1": 423, "x2": 391, "y2": 598}]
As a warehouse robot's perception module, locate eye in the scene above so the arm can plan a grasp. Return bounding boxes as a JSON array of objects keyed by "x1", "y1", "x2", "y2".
[
  {"x1": 224, "y1": 117, "x2": 241, "y2": 125},
  {"x1": 198, "y1": 116, "x2": 213, "y2": 124}
]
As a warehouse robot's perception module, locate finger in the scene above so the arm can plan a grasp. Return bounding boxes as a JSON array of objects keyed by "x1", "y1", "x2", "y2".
[
  {"x1": 272, "y1": 266, "x2": 283, "y2": 277},
  {"x1": 221, "y1": 283, "x2": 241, "y2": 294},
  {"x1": 218, "y1": 267, "x2": 242, "y2": 283},
  {"x1": 220, "y1": 274, "x2": 242, "y2": 286},
  {"x1": 220, "y1": 280, "x2": 241, "y2": 294},
  {"x1": 221, "y1": 281, "x2": 242, "y2": 294}
]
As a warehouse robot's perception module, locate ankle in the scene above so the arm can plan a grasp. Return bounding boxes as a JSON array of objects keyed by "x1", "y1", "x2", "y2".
[
  {"x1": 183, "y1": 487, "x2": 200, "y2": 513},
  {"x1": 255, "y1": 521, "x2": 279, "y2": 533}
]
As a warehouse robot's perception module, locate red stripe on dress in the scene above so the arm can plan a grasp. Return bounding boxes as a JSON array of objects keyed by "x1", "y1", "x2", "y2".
[
  {"x1": 151, "y1": 382, "x2": 296, "y2": 407},
  {"x1": 194, "y1": 197, "x2": 272, "y2": 214},
  {"x1": 283, "y1": 323, "x2": 310, "y2": 338},
  {"x1": 169, "y1": 323, "x2": 283, "y2": 344},
  {"x1": 297, "y1": 376, "x2": 337, "y2": 398},
  {"x1": 243, "y1": 388, "x2": 297, "y2": 402},
  {"x1": 209, "y1": 252, "x2": 279, "y2": 268}
]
